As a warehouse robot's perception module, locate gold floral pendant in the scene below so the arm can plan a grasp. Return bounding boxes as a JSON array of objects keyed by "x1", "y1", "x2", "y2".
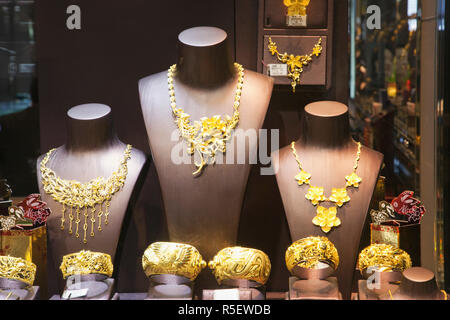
[
  {"x1": 312, "y1": 206, "x2": 341, "y2": 233},
  {"x1": 295, "y1": 170, "x2": 311, "y2": 185},
  {"x1": 329, "y1": 188, "x2": 350, "y2": 207}
]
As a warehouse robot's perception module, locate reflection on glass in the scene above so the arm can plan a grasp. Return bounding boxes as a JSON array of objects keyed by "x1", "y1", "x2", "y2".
[
  {"x1": 349, "y1": 0, "x2": 420, "y2": 199},
  {"x1": 0, "y1": 0, "x2": 39, "y2": 196}
]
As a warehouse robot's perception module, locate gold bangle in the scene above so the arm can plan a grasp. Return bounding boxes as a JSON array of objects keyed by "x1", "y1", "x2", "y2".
[
  {"x1": 285, "y1": 237, "x2": 339, "y2": 273},
  {"x1": 208, "y1": 247, "x2": 271, "y2": 286},
  {"x1": 142, "y1": 242, "x2": 206, "y2": 281},
  {"x1": 0, "y1": 256, "x2": 36, "y2": 286},
  {"x1": 358, "y1": 244, "x2": 411, "y2": 274},
  {"x1": 60, "y1": 250, "x2": 113, "y2": 279}
]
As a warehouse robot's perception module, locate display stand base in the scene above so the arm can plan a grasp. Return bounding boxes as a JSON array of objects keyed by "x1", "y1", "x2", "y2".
[
  {"x1": 203, "y1": 288, "x2": 253, "y2": 300},
  {"x1": 288, "y1": 277, "x2": 342, "y2": 300},
  {"x1": 144, "y1": 275, "x2": 194, "y2": 300},
  {"x1": 0, "y1": 278, "x2": 40, "y2": 300},
  {"x1": 358, "y1": 280, "x2": 400, "y2": 300},
  {"x1": 0, "y1": 286, "x2": 39, "y2": 300},
  {"x1": 55, "y1": 276, "x2": 114, "y2": 300},
  {"x1": 110, "y1": 293, "x2": 144, "y2": 300},
  {"x1": 203, "y1": 280, "x2": 266, "y2": 300}
]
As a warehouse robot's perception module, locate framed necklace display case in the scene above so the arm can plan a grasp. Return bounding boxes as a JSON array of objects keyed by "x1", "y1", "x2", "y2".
[{"x1": 257, "y1": 0, "x2": 334, "y2": 91}]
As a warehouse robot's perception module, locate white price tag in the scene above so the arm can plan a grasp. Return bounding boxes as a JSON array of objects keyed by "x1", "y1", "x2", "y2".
[
  {"x1": 268, "y1": 64, "x2": 288, "y2": 77},
  {"x1": 213, "y1": 289, "x2": 240, "y2": 300},
  {"x1": 62, "y1": 288, "x2": 89, "y2": 299},
  {"x1": 287, "y1": 15, "x2": 307, "y2": 27}
]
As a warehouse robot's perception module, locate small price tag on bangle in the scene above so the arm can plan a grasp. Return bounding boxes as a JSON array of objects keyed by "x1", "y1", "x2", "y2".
[
  {"x1": 62, "y1": 288, "x2": 89, "y2": 299},
  {"x1": 268, "y1": 64, "x2": 288, "y2": 77}
]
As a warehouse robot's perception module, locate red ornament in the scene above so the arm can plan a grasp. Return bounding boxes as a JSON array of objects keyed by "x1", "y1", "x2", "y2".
[
  {"x1": 391, "y1": 191, "x2": 420, "y2": 215},
  {"x1": 17, "y1": 194, "x2": 51, "y2": 227}
]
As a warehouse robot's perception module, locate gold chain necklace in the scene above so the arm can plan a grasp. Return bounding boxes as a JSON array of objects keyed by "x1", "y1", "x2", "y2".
[
  {"x1": 168, "y1": 63, "x2": 244, "y2": 176},
  {"x1": 268, "y1": 37, "x2": 322, "y2": 92},
  {"x1": 40, "y1": 145, "x2": 132, "y2": 244},
  {"x1": 291, "y1": 141, "x2": 362, "y2": 233}
]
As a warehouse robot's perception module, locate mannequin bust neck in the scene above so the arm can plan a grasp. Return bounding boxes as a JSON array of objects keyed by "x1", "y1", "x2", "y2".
[
  {"x1": 394, "y1": 267, "x2": 442, "y2": 300},
  {"x1": 298, "y1": 101, "x2": 353, "y2": 149},
  {"x1": 175, "y1": 26, "x2": 234, "y2": 89},
  {"x1": 64, "y1": 104, "x2": 121, "y2": 152}
]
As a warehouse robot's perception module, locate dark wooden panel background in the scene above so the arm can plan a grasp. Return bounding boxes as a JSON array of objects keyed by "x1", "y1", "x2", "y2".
[{"x1": 35, "y1": 0, "x2": 348, "y2": 295}]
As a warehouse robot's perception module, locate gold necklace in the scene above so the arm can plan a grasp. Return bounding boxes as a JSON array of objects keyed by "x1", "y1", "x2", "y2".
[
  {"x1": 291, "y1": 141, "x2": 362, "y2": 233},
  {"x1": 168, "y1": 63, "x2": 244, "y2": 176},
  {"x1": 40, "y1": 145, "x2": 132, "y2": 244},
  {"x1": 268, "y1": 37, "x2": 322, "y2": 92}
]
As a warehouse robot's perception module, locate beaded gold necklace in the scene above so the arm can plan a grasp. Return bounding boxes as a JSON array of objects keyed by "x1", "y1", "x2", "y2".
[
  {"x1": 168, "y1": 63, "x2": 244, "y2": 176},
  {"x1": 291, "y1": 141, "x2": 362, "y2": 233},
  {"x1": 40, "y1": 145, "x2": 132, "y2": 244}
]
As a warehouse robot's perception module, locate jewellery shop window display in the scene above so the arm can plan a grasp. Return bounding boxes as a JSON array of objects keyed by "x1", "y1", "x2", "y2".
[{"x1": 0, "y1": 0, "x2": 449, "y2": 303}]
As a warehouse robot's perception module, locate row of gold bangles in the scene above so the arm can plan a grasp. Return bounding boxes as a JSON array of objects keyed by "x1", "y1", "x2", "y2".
[
  {"x1": 0, "y1": 241, "x2": 435, "y2": 294},
  {"x1": 0, "y1": 251, "x2": 114, "y2": 289},
  {"x1": 286, "y1": 238, "x2": 414, "y2": 276},
  {"x1": 142, "y1": 243, "x2": 272, "y2": 286},
  {"x1": 52, "y1": 241, "x2": 416, "y2": 284}
]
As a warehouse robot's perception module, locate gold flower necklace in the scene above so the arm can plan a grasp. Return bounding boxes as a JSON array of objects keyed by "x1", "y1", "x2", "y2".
[
  {"x1": 168, "y1": 63, "x2": 244, "y2": 176},
  {"x1": 291, "y1": 141, "x2": 362, "y2": 233},
  {"x1": 40, "y1": 145, "x2": 132, "y2": 244}
]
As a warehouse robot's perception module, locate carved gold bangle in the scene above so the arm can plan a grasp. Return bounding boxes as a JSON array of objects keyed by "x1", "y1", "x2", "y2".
[
  {"x1": 0, "y1": 256, "x2": 36, "y2": 286},
  {"x1": 142, "y1": 242, "x2": 206, "y2": 281},
  {"x1": 208, "y1": 247, "x2": 271, "y2": 286},
  {"x1": 358, "y1": 244, "x2": 412, "y2": 274},
  {"x1": 285, "y1": 237, "x2": 339, "y2": 273},
  {"x1": 60, "y1": 250, "x2": 113, "y2": 279}
]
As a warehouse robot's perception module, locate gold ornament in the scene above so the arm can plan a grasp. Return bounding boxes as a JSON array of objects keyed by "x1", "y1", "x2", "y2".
[
  {"x1": 142, "y1": 242, "x2": 206, "y2": 281},
  {"x1": 268, "y1": 37, "x2": 322, "y2": 92},
  {"x1": 291, "y1": 141, "x2": 362, "y2": 233},
  {"x1": 345, "y1": 172, "x2": 362, "y2": 188},
  {"x1": 0, "y1": 215, "x2": 16, "y2": 231},
  {"x1": 0, "y1": 256, "x2": 36, "y2": 286},
  {"x1": 40, "y1": 145, "x2": 132, "y2": 244},
  {"x1": 305, "y1": 186, "x2": 326, "y2": 205},
  {"x1": 312, "y1": 206, "x2": 341, "y2": 233},
  {"x1": 0, "y1": 206, "x2": 34, "y2": 231},
  {"x1": 208, "y1": 247, "x2": 271, "y2": 286},
  {"x1": 370, "y1": 201, "x2": 396, "y2": 225},
  {"x1": 60, "y1": 250, "x2": 113, "y2": 279},
  {"x1": 329, "y1": 188, "x2": 351, "y2": 207},
  {"x1": 285, "y1": 237, "x2": 339, "y2": 273},
  {"x1": 168, "y1": 63, "x2": 244, "y2": 176},
  {"x1": 283, "y1": 0, "x2": 311, "y2": 16},
  {"x1": 358, "y1": 244, "x2": 412, "y2": 274}
]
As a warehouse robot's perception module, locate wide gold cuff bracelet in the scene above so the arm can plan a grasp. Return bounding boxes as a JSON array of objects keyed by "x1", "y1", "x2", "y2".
[
  {"x1": 0, "y1": 256, "x2": 36, "y2": 286},
  {"x1": 285, "y1": 237, "x2": 339, "y2": 273},
  {"x1": 208, "y1": 247, "x2": 271, "y2": 286},
  {"x1": 60, "y1": 250, "x2": 113, "y2": 279},
  {"x1": 358, "y1": 244, "x2": 412, "y2": 273},
  {"x1": 142, "y1": 242, "x2": 206, "y2": 281}
]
